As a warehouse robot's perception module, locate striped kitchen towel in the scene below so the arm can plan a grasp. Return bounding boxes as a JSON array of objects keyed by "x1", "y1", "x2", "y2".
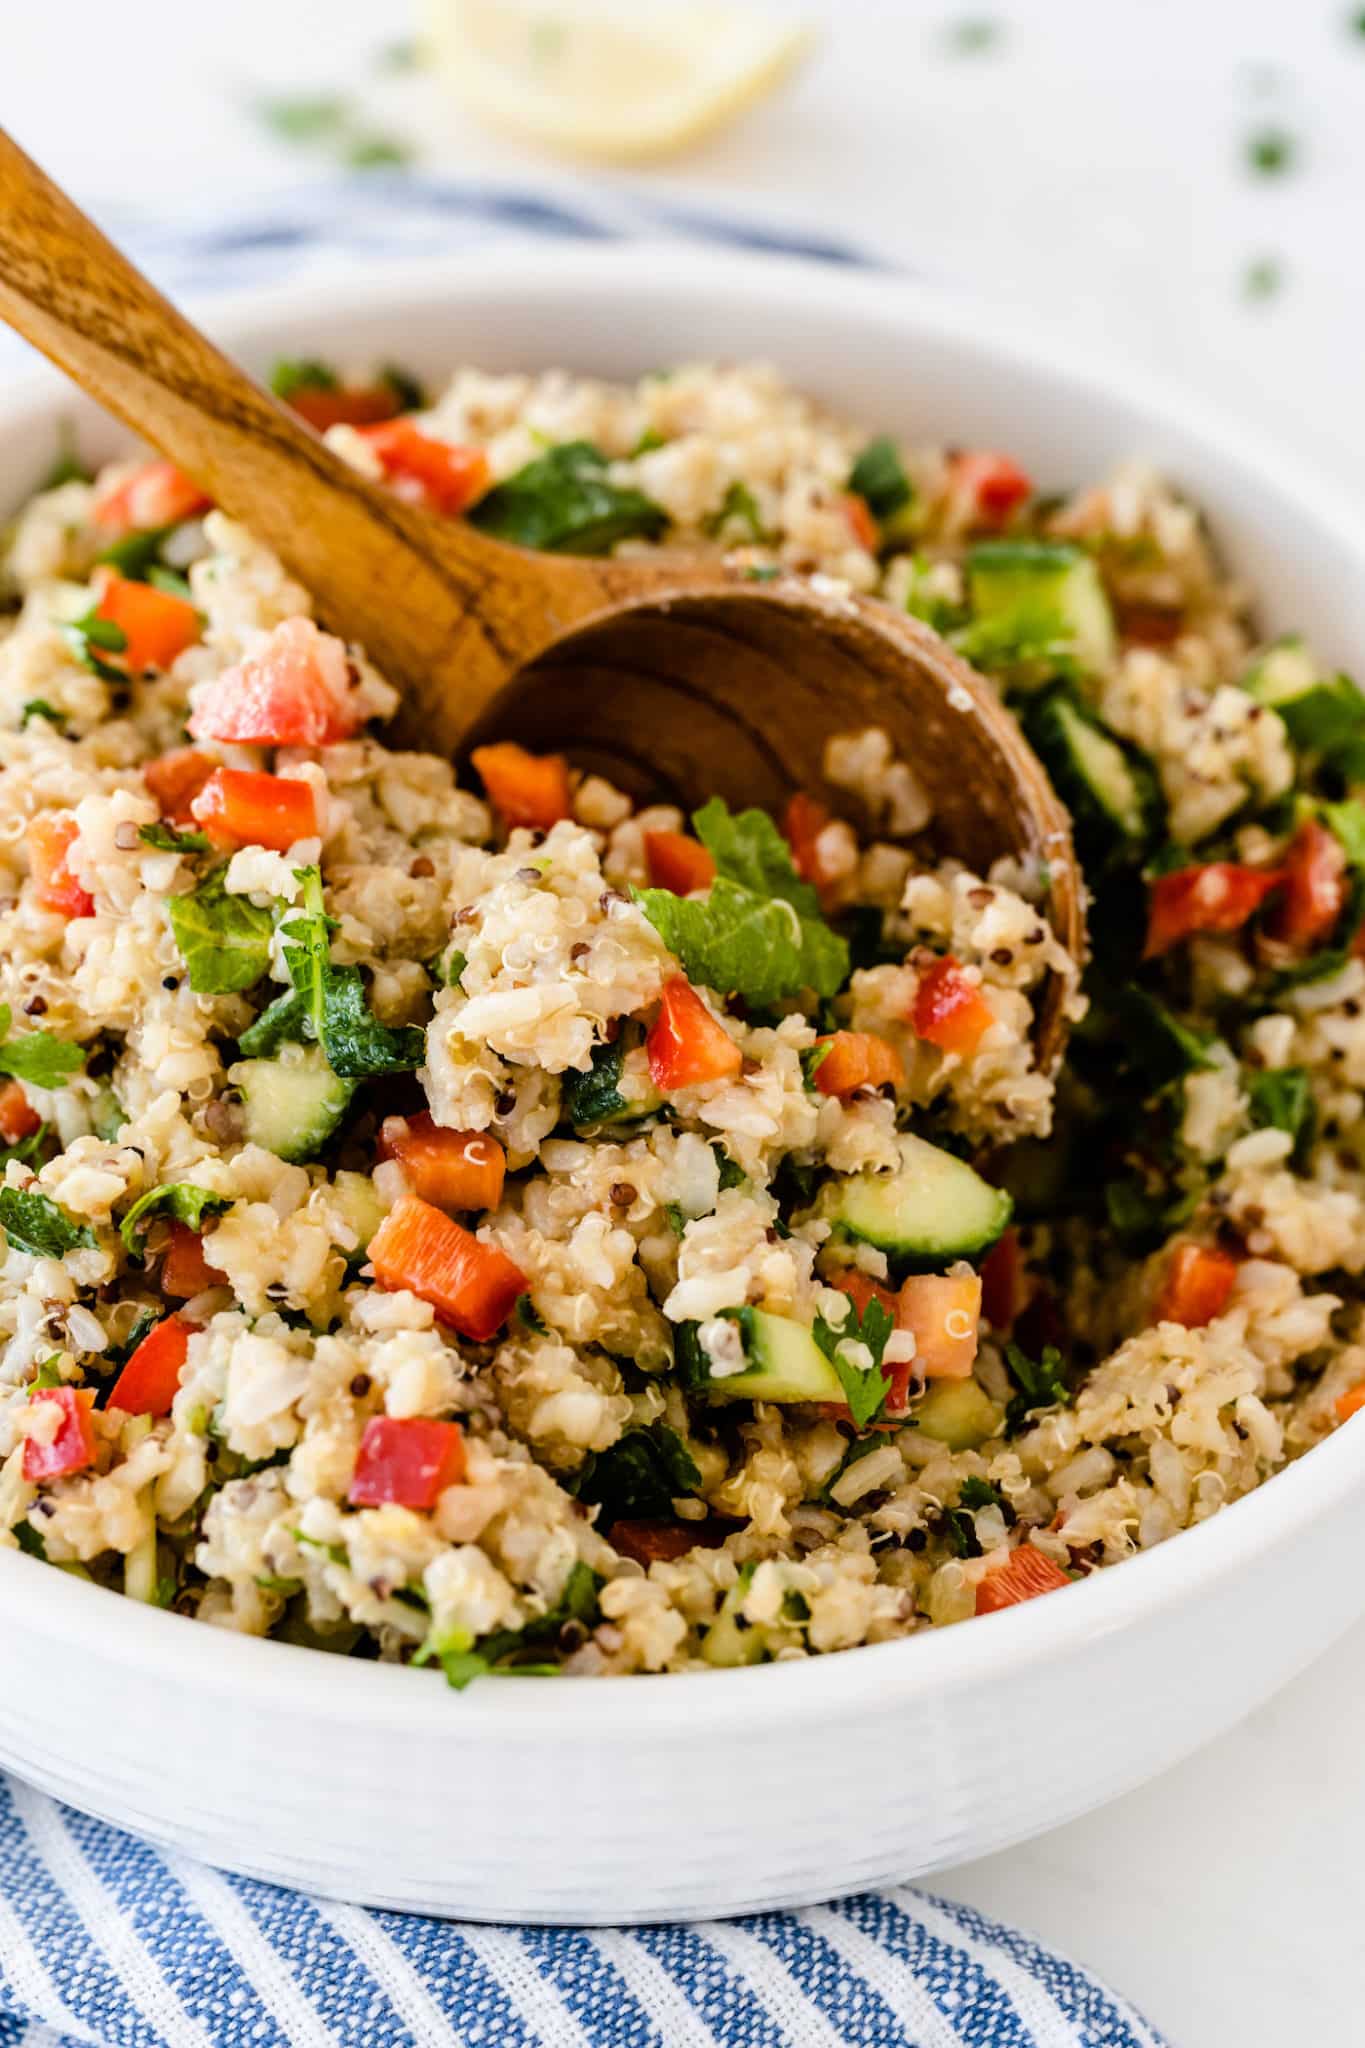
[
  {"x1": 0, "y1": 177, "x2": 1166, "y2": 2048},
  {"x1": 0, "y1": 1773, "x2": 1167, "y2": 2048}
]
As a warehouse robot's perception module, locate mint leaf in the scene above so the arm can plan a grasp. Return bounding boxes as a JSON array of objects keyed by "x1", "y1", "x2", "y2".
[
  {"x1": 636, "y1": 875, "x2": 848, "y2": 1006},
  {"x1": 1246, "y1": 1065, "x2": 1313, "y2": 1151},
  {"x1": 576, "y1": 1425, "x2": 701, "y2": 1521},
  {"x1": 63, "y1": 607, "x2": 127, "y2": 683},
  {"x1": 119, "y1": 1181, "x2": 228, "y2": 1258},
  {"x1": 237, "y1": 987, "x2": 310, "y2": 1058},
  {"x1": 249, "y1": 869, "x2": 425, "y2": 1076},
  {"x1": 848, "y1": 436, "x2": 912, "y2": 523},
  {"x1": 0, "y1": 1006, "x2": 83, "y2": 1088},
  {"x1": 813, "y1": 1289, "x2": 896, "y2": 1429},
  {"x1": 166, "y1": 868, "x2": 274, "y2": 994},
  {"x1": 470, "y1": 441, "x2": 668, "y2": 554},
  {"x1": 0, "y1": 1187, "x2": 97, "y2": 1258},
  {"x1": 561, "y1": 1037, "x2": 628, "y2": 1126},
  {"x1": 138, "y1": 822, "x2": 211, "y2": 853},
  {"x1": 691, "y1": 797, "x2": 821, "y2": 917}
]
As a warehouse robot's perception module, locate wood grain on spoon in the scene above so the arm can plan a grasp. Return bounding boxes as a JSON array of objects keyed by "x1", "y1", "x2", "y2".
[{"x1": 0, "y1": 126, "x2": 1083, "y2": 1064}]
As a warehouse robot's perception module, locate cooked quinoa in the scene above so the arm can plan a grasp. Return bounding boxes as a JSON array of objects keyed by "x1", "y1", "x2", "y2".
[{"x1": 0, "y1": 356, "x2": 1361, "y2": 1682}]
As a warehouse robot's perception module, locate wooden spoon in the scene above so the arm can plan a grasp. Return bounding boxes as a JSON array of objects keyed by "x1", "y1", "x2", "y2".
[{"x1": 0, "y1": 129, "x2": 1082, "y2": 1063}]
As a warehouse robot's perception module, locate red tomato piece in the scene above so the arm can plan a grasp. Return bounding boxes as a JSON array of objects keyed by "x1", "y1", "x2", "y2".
[
  {"x1": 0, "y1": 1080, "x2": 41, "y2": 1147},
  {"x1": 287, "y1": 384, "x2": 402, "y2": 433},
  {"x1": 896, "y1": 1271, "x2": 982, "y2": 1381},
  {"x1": 108, "y1": 1314, "x2": 197, "y2": 1418},
  {"x1": 188, "y1": 618, "x2": 360, "y2": 748},
  {"x1": 782, "y1": 791, "x2": 839, "y2": 907},
  {"x1": 368, "y1": 1194, "x2": 526, "y2": 1342},
  {"x1": 1267, "y1": 818, "x2": 1347, "y2": 953},
  {"x1": 377, "y1": 1115, "x2": 506, "y2": 1214},
  {"x1": 470, "y1": 742, "x2": 572, "y2": 833},
  {"x1": 948, "y1": 451, "x2": 1033, "y2": 527},
  {"x1": 842, "y1": 491, "x2": 880, "y2": 552},
  {"x1": 975, "y1": 1545, "x2": 1071, "y2": 1615},
  {"x1": 160, "y1": 1223, "x2": 225, "y2": 1301},
  {"x1": 191, "y1": 767, "x2": 319, "y2": 852},
  {"x1": 1143, "y1": 863, "x2": 1285, "y2": 959},
  {"x1": 91, "y1": 460, "x2": 210, "y2": 537},
  {"x1": 28, "y1": 814, "x2": 93, "y2": 918},
  {"x1": 912, "y1": 956, "x2": 995, "y2": 1057},
  {"x1": 608, "y1": 1519, "x2": 729, "y2": 1566},
  {"x1": 811, "y1": 1030, "x2": 905, "y2": 1098},
  {"x1": 143, "y1": 747, "x2": 217, "y2": 825},
  {"x1": 646, "y1": 978, "x2": 743, "y2": 1091},
  {"x1": 643, "y1": 830, "x2": 717, "y2": 896},
  {"x1": 1154, "y1": 1242, "x2": 1239, "y2": 1329},
  {"x1": 23, "y1": 1385, "x2": 97, "y2": 1481},
  {"x1": 92, "y1": 568, "x2": 200, "y2": 673},
  {"x1": 357, "y1": 420, "x2": 491, "y2": 517},
  {"x1": 980, "y1": 1227, "x2": 1023, "y2": 1332},
  {"x1": 348, "y1": 1414, "x2": 467, "y2": 1509}
]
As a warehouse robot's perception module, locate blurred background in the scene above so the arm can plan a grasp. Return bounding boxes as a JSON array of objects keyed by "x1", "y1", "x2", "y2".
[
  {"x1": 7, "y1": 0, "x2": 1365, "y2": 492},
  {"x1": 5, "y1": 7, "x2": 1363, "y2": 2042}
]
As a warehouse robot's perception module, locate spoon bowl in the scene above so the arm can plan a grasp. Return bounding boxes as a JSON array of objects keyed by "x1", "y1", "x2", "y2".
[{"x1": 0, "y1": 126, "x2": 1082, "y2": 1060}]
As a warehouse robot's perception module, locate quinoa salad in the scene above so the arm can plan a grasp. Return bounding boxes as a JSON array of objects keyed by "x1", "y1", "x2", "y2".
[{"x1": 0, "y1": 356, "x2": 1362, "y2": 1685}]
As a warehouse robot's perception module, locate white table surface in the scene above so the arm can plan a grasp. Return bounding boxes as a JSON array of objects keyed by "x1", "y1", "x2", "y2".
[{"x1": 7, "y1": 3, "x2": 1365, "y2": 2040}]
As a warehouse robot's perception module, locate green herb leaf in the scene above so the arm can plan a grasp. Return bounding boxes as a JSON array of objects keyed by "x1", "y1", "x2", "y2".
[
  {"x1": 119, "y1": 1181, "x2": 228, "y2": 1258},
  {"x1": 1322, "y1": 798, "x2": 1365, "y2": 867},
  {"x1": 1243, "y1": 256, "x2": 1284, "y2": 303},
  {"x1": 848, "y1": 436, "x2": 912, "y2": 524},
  {"x1": 470, "y1": 440, "x2": 668, "y2": 554},
  {"x1": 515, "y1": 1293, "x2": 548, "y2": 1335},
  {"x1": 1247, "y1": 127, "x2": 1295, "y2": 176},
  {"x1": 0, "y1": 1187, "x2": 97, "y2": 1259},
  {"x1": 248, "y1": 869, "x2": 425, "y2": 1075},
  {"x1": 703, "y1": 480, "x2": 768, "y2": 542},
  {"x1": 256, "y1": 93, "x2": 351, "y2": 143},
  {"x1": 943, "y1": 1507, "x2": 983, "y2": 1557},
  {"x1": 713, "y1": 1144, "x2": 746, "y2": 1191},
  {"x1": 576, "y1": 1425, "x2": 701, "y2": 1522},
  {"x1": 30, "y1": 1357, "x2": 65, "y2": 1390},
  {"x1": 236, "y1": 987, "x2": 311, "y2": 1059},
  {"x1": 344, "y1": 133, "x2": 413, "y2": 170},
  {"x1": 1247, "y1": 1065, "x2": 1313, "y2": 1153},
  {"x1": 63, "y1": 607, "x2": 127, "y2": 683},
  {"x1": 108, "y1": 1306, "x2": 157, "y2": 1370},
  {"x1": 21, "y1": 699, "x2": 67, "y2": 731},
  {"x1": 269, "y1": 358, "x2": 338, "y2": 400},
  {"x1": 958, "y1": 1475, "x2": 1007, "y2": 1512},
  {"x1": 13, "y1": 1519, "x2": 47, "y2": 1559},
  {"x1": 691, "y1": 797, "x2": 821, "y2": 918},
  {"x1": 416, "y1": 1560, "x2": 601, "y2": 1689},
  {"x1": 1003, "y1": 1341, "x2": 1070, "y2": 1434},
  {"x1": 636, "y1": 876, "x2": 848, "y2": 1007},
  {"x1": 379, "y1": 363, "x2": 427, "y2": 412},
  {"x1": 561, "y1": 1037, "x2": 629, "y2": 1126},
  {"x1": 148, "y1": 565, "x2": 197, "y2": 604},
  {"x1": 664, "y1": 1201, "x2": 688, "y2": 1238},
  {"x1": 138, "y1": 822, "x2": 211, "y2": 853},
  {"x1": 813, "y1": 1289, "x2": 895, "y2": 1429},
  {"x1": 0, "y1": 1006, "x2": 83, "y2": 1089},
  {"x1": 166, "y1": 868, "x2": 275, "y2": 994},
  {"x1": 94, "y1": 526, "x2": 170, "y2": 580}
]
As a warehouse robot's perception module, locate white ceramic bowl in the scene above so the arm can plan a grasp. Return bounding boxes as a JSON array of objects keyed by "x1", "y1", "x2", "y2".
[{"x1": 3, "y1": 243, "x2": 1365, "y2": 1923}]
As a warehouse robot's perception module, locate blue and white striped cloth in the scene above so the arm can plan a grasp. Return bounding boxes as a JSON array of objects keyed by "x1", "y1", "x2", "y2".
[{"x1": 0, "y1": 175, "x2": 1169, "y2": 2048}]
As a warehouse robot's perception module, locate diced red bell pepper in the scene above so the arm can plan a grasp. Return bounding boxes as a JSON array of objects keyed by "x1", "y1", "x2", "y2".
[
  {"x1": 643, "y1": 830, "x2": 717, "y2": 896},
  {"x1": 896, "y1": 1271, "x2": 982, "y2": 1381},
  {"x1": 912, "y1": 955, "x2": 995, "y2": 1057},
  {"x1": 92, "y1": 568, "x2": 200, "y2": 673},
  {"x1": 1154, "y1": 1242, "x2": 1239, "y2": 1329},
  {"x1": 608, "y1": 1519, "x2": 728, "y2": 1565},
  {"x1": 782, "y1": 791, "x2": 839, "y2": 907},
  {"x1": 190, "y1": 767, "x2": 319, "y2": 852},
  {"x1": 947, "y1": 451, "x2": 1033, "y2": 528},
  {"x1": 348, "y1": 1414, "x2": 467, "y2": 1509},
  {"x1": 357, "y1": 420, "x2": 491, "y2": 518},
  {"x1": 811, "y1": 1030, "x2": 905, "y2": 1098},
  {"x1": 647, "y1": 977, "x2": 743, "y2": 1091},
  {"x1": 975, "y1": 1544, "x2": 1071, "y2": 1615},
  {"x1": 108, "y1": 1313, "x2": 197, "y2": 1417},
  {"x1": 188, "y1": 618, "x2": 360, "y2": 748},
  {"x1": 980, "y1": 1227, "x2": 1023, "y2": 1332},
  {"x1": 143, "y1": 747, "x2": 217, "y2": 825},
  {"x1": 28, "y1": 814, "x2": 93, "y2": 918},
  {"x1": 91, "y1": 459, "x2": 210, "y2": 537},
  {"x1": 1335, "y1": 1381, "x2": 1365, "y2": 1424},
  {"x1": 377, "y1": 1115, "x2": 506, "y2": 1214},
  {"x1": 287, "y1": 383, "x2": 403, "y2": 433},
  {"x1": 1143, "y1": 863, "x2": 1285, "y2": 959},
  {"x1": 842, "y1": 491, "x2": 880, "y2": 552},
  {"x1": 23, "y1": 1384, "x2": 97, "y2": 1481},
  {"x1": 159, "y1": 1222, "x2": 225, "y2": 1300},
  {"x1": 1266, "y1": 818, "x2": 1348, "y2": 953},
  {"x1": 470, "y1": 742, "x2": 572, "y2": 833},
  {"x1": 0, "y1": 1080, "x2": 42, "y2": 1147},
  {"x1": 368, "y1": 1194, "x2": 526, "y2": 1342}
]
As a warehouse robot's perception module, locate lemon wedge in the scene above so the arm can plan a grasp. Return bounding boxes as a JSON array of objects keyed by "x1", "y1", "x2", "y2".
[{"x1": 422, "y1": 0, "x2": 815, "y2": 164}]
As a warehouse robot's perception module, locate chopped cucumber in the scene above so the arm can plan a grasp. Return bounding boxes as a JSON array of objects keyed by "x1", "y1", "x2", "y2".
[
  {"x1": 967, "y1": 540, "x2": 1115, "y2": 678},
  {"x1": 230, "y1": 1042, "x2": 353, "y2": 1162},
  {"x1": 701, "y1": 1564, "x2": 767, "y2": 1667},
  {"x1": 331, "y1": 1170, "x2": 387, "y2": 1252},
  {"x1": 913, "y1": 1377, "x2": 1002, "y2": 1451},
  {"x1": 1025, "y1": 686, "x2": 1161, "y2": 870},
  {"x1": 824, "y1": 1134, "x2": 1012, "y2": 1268},
  {"x1": 678, "y1": 1306, "x2": 844, "y2": 1404},
  {"x1": 1242, "y1": 637, "x2": 1365, "y2": 752}
]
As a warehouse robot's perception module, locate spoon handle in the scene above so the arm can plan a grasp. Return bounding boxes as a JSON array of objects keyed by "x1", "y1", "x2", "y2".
[{"x1": 0, "y1": 126, "x2": 612, "y2": 739}]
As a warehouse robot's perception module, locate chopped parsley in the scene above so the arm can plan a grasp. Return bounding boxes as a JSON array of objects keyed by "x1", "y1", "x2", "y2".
[
  {"x1": 0, "y1": 1187, "x2": 97, "y2": 1259},
  {"x1": 515, "y1": 1293, "x2": 548, "y2": 1335},
  {"x1": 167, "y1": 869, "x2": 275, "y2": 995},
  {"x1": 415, "y1": 1561, "x2": 601, "y2": 1690},
  {"x1": 119, "y1": 1182, "x2": 228, "y2": 1258},
  {"x1": 1003, "y1": 1341, "x2": 1070, "y2": 1434},
  {"x1": 62, "y1": 608, "x2": 127, "y2": 684},
  {"x1": 575, "y1": 1425, "x2": 701, "y2": 1522},
  {"x1": 1246, "y1": 1066, "x2": 1313, "y2": 1153},
  {"x1": 94, "y1": 527, "x2": 171, "y2": 580},
  {"x1": 469, "y1": 441, "x2": 668, "y2": 554},
  {"x1": 814, "y1": 1289, "x2": 896, "y2": 1429},
  {"x1": 138, "y1": 822, "x2": 211, "y2": 854},
  {"x1": 0, "y1": 1006, "x2": 83, "y2": 1089},
  {"x1": 560, "y1": 1037, "x2": 630, "y2": 1127},
  {"x1": 21, "y1": 700, "x2": 67, "y2": 731}
]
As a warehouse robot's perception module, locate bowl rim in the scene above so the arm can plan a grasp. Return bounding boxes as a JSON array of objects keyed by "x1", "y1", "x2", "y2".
[{"x1": 3, "y1": 236, "x2": 1364, "y2": 1738}]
